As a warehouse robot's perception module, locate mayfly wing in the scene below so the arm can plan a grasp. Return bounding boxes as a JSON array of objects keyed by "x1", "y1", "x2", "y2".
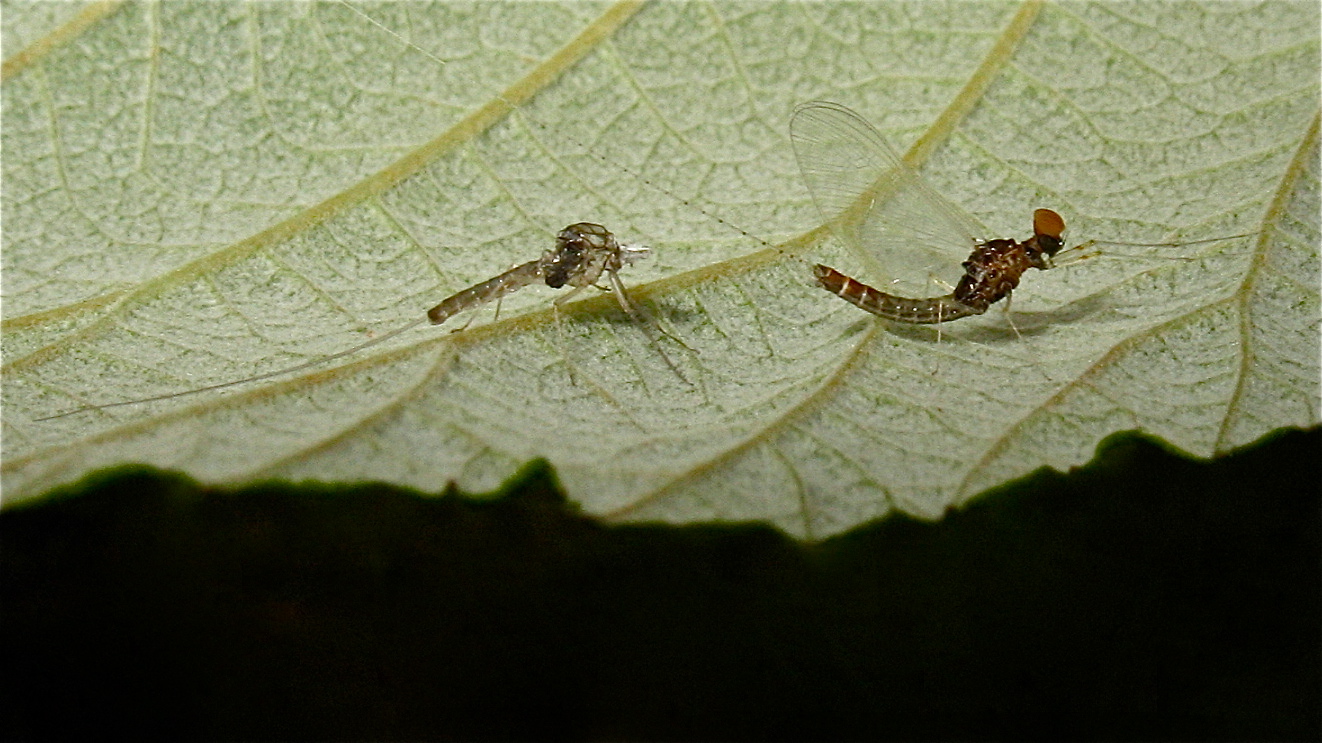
[{"x1": 789, "y1": 101, "x2": 985, "y2": 296}]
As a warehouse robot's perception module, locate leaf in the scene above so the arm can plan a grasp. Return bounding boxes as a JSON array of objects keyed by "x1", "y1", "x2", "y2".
[{"x1": 3, "y1": 0, "x2": 1318, "y2": 538}]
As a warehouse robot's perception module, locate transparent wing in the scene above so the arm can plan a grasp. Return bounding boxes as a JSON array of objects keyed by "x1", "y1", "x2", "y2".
[{"x1": 790, "y1": 101, "x2": 986, "y2": 295}]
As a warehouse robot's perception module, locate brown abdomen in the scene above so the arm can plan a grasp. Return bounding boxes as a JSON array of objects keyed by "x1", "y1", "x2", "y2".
[{"x1": 812, "y1": 264, "x2": 981, "y2": 324}]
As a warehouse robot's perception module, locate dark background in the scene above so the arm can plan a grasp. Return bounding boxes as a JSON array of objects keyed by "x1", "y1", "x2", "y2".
[{"x1": 3, "y1": 427, "x2": 1318, "y2": 741}]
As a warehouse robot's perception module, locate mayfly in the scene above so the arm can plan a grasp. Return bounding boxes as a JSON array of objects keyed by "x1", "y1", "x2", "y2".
[
  {"x1": 36, "y1": 223, "x2": 661, "y2": 421},
  {"x1": 790, "y1": 101, "x2": 1256, "y2": 328}
]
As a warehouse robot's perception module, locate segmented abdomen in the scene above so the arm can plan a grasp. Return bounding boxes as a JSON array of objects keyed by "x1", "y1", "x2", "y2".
[{"x1": 812, "y1": 264, "x2": 982, "y2": 324}]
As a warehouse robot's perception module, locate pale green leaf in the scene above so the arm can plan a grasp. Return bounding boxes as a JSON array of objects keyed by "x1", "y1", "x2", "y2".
[{"x1": 3, "y1": 0, "x2": 1318, "y2": 538}]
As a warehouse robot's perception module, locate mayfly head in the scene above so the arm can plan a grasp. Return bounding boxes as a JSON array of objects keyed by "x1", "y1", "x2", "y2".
[{"x1": 1029, "y1": 208, "x2": 1067, "y2": 269}]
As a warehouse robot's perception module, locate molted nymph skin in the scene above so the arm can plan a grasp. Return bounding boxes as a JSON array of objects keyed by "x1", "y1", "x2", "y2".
[
  {"x1": 427, "y1": 222, "x2": 628, "y2": 326},
  {"x1": 40, "y1": 221, "x2": 655, "y2": 420}
]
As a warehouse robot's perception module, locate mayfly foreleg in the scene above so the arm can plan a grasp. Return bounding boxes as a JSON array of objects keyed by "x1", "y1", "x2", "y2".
[{"x1": 1048, "y1": 239, "x2": 1102, "y2": 267}]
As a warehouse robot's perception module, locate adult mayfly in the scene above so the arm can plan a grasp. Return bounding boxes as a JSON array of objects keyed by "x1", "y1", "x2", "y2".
[
  {"x1": 36, "y1": 223, "x2": 665, "y2": 421},
  {"x1": 790, "y1": 101, "x2": 1255, "y2": 328}
]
